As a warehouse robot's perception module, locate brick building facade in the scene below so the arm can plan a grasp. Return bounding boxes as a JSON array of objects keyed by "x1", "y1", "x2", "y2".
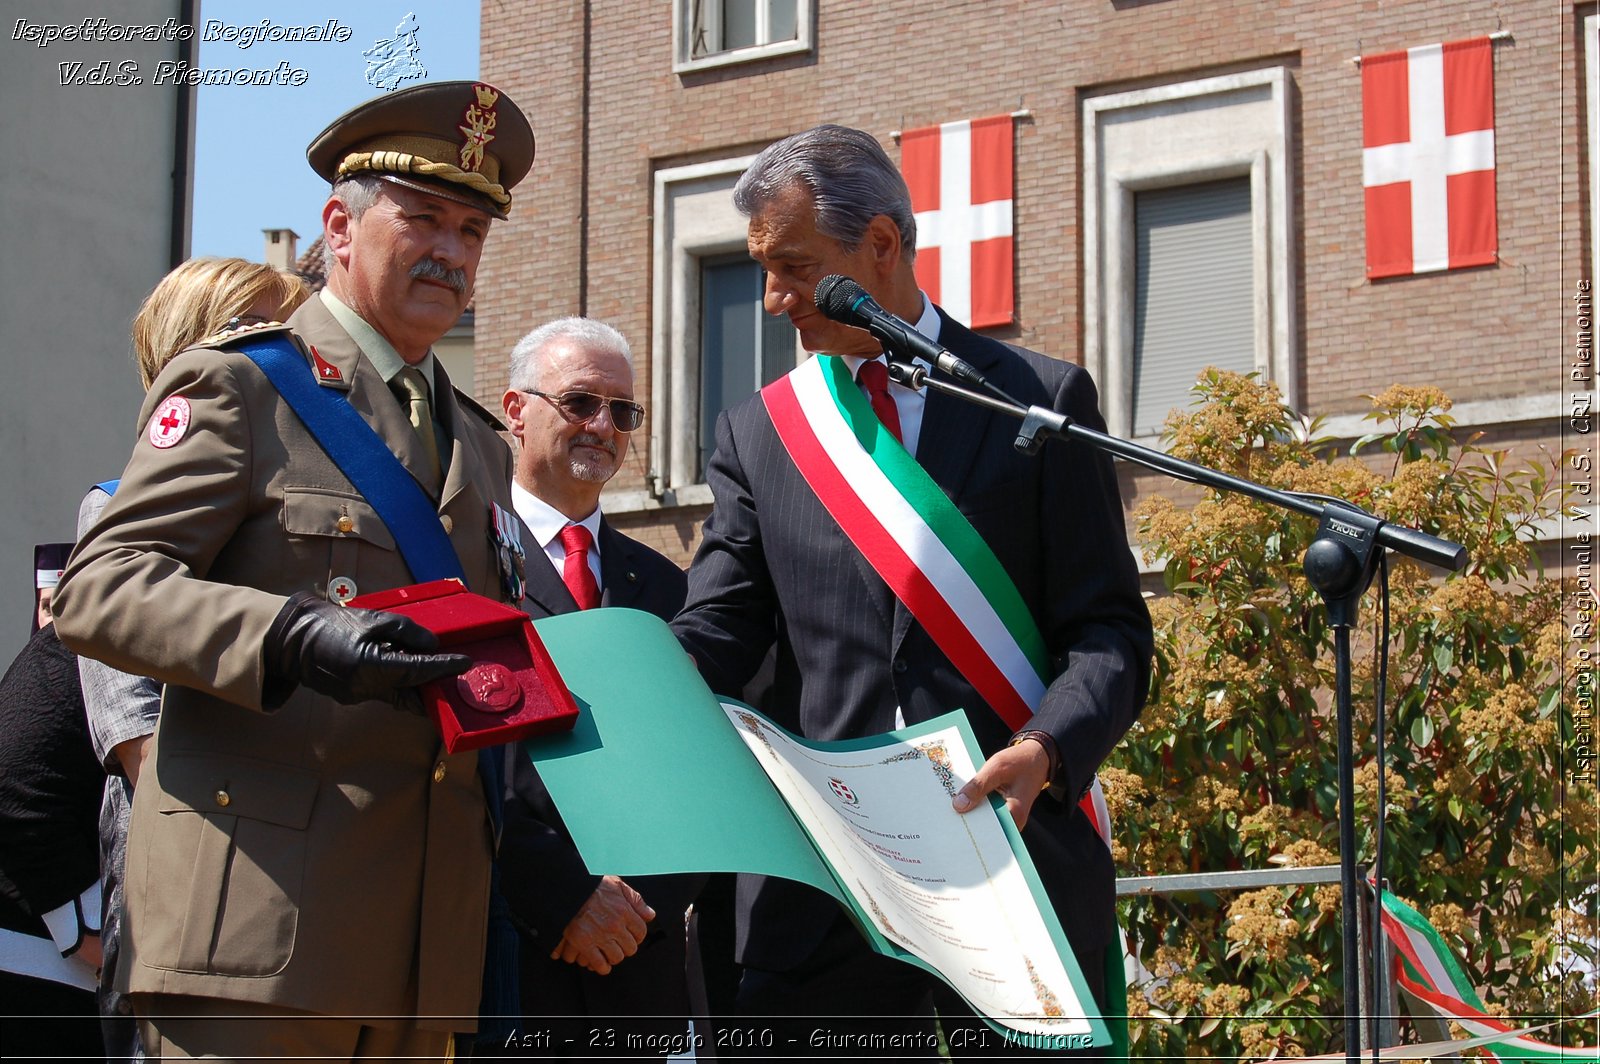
[{"x1": 475, "y1": 0, "x2": 1591, "y2": 571}]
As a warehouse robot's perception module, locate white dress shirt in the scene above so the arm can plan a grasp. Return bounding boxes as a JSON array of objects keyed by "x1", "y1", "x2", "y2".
[{"x1": 511, "y1": 481, "x2": 603, "y2": 594}]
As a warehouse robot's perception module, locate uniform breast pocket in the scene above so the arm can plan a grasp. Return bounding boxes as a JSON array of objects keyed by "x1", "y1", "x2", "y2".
[
  {"x1": 143, "y1": 753, "x2": 320, "y2": 977},
  {"x1": 281, "y1": 487, "x2": 396, "y2": 600}
]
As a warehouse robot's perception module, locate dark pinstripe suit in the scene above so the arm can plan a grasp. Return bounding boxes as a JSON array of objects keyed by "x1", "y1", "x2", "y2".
[{"x1": 672, "y1": 308, "x2": 1153, "y2": 1015}]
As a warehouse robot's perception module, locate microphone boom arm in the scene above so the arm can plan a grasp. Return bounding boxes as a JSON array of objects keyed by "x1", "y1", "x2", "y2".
[{"x1": 886, "y1": 361, "x2": 1468, "y2": 573}]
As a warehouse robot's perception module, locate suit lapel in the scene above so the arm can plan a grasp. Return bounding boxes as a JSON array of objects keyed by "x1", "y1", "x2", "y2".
[
  {"x1": 913, "y1": 310, "x2": 1001, "y2": 501},
  {"x1": 598, "y1": 521, "x2": 646, "y2": 609},
  {"x1": 520, "y1": 542, "x2": 580, "y2": 617},
  {"x1": 433, "y1": 362, "x2": 479, "y2": 511}
]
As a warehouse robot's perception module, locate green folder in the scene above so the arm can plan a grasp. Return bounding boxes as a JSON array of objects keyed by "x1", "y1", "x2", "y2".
[{"x1": 527, "y1": 607, "x2": 1109, "y2": 1050}]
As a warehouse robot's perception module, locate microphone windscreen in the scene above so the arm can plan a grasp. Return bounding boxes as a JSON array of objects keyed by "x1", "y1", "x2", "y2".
[{"x1": 814, "y1": 274, "x2": 867, "y2": 324}]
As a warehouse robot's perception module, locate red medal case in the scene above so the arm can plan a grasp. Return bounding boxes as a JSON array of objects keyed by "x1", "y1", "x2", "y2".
[{"x1": 345, "y1": 580, "x2": 580, "y2": 751}]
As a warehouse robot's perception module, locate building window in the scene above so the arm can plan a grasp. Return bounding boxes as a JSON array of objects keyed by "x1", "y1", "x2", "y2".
[
  {"x1": 1083, "y1": 68, "x2": 1296, "y2": 440},
  {"x1": 650, "y1": 157, "x2": 802, "y2": 500},
  {"x1": 1133, "y1": 178, "x2": 1255, "y2": 438},
  {"x1": 698, "y1": 255, "x2": 795, "y2": 475},
  {"x1": 674, "y1": 0, "x2": 811, "y2": 73}
]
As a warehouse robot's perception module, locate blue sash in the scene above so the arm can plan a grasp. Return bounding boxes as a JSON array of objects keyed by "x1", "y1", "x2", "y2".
[
  {"x1": 234, "y1": 337, "x2": 503, "y2": 821},
  {"x1": 235, "y1": 334, "x2": 465, "y2": 585},
  {"x1": 94, "y1": 479, "x2": 121, "y2": 496},
  {"x1": 238, "y1": 334, "x2": 520, "y2": 1032}
]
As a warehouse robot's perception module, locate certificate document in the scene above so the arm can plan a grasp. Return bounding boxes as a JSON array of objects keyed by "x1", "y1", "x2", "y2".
[
  {"x1": 724, "y1": 706, "x2": 1099, "y2": 1045},
  {"x1": 525, "y1": 608, "x2": 1109, "y2": 1049}
]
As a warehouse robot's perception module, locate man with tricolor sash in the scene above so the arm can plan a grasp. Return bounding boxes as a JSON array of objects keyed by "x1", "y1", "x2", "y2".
[{"x1": 671, "y1": 125, "x2": 1153, "y2": 1051}]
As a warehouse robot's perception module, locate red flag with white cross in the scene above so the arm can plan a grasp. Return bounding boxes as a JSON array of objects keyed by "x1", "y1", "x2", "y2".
[
  {"x1": 900, "y1": 114, "x2": 1015, "y2": 328},
  {"x1": 1361, "y1": 36, "x2": 1497, "y2": 279}
]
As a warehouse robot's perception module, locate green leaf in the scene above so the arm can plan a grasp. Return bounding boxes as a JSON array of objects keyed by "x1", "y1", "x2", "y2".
[
  {"x1": 1410, "y1": 714, "x2": 1435, "y2": 748},
  {"x1": 1351, "y1": 432, "x2": 1386, "y2": 454},
  {"x1": 1431, "y1": 642, "x2": 1454, "y2": 674}
]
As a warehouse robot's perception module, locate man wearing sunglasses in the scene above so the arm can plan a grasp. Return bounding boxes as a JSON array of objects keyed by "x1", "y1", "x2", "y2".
[{"x1": 497, "y1": 317, "x2": 701, "y2": 1049}]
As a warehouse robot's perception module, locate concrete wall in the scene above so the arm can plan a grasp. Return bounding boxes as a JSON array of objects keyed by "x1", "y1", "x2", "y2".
[{"x1": 0, "y1": 0, "x2": 193, "y2": 655}]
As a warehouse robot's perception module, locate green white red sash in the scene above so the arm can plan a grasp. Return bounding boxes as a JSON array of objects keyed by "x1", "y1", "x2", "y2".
[
  {"x1": 1378, "y1": 888, "x2": 1597, "y2": 1060},
  {"x1": 762, "y1": 355, "x2": 1110, "y2": 845}
]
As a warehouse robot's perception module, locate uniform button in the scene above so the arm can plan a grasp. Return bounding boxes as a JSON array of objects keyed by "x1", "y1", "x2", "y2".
[
  {"x1": 440, "y1": 514, "x2": 454, "y2": 534},
  {"x1": 892, "y1": 658, "x2": 908, "y2": 674},
  {"x1": 432, "y1": 762, "x2": 447, "y2": 783},
  {"x1": 214, "y1": 789, "x2": 231, "y2": 808},
  {"x1": 336, "y1": 515, "x2": 354, "y2": 534}
]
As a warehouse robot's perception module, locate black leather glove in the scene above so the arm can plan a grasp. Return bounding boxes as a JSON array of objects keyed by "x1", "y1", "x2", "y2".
[{"x1": 263, "y1": 591, "x2": 471, "y2": 707}]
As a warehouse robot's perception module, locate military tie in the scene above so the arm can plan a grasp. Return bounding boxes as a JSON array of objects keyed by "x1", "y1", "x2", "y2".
[
  {"x1": 392, "y1": 366, "x2": 444, "y2": 489},
  {"x1": 559, "y1": 524, "x2": 601, "y2": 610},
  {"x1": 856, "y1": 359, "x2": 903, "y2": 444}
]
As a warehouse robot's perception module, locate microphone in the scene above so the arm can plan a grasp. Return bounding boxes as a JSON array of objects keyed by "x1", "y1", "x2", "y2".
[{"x1": 813, "y1": 275, "x2": 1004, "y2": 397}]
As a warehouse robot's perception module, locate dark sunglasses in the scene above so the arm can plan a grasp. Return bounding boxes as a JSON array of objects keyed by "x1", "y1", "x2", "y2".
[{"x1": 527, "y1": 389, "x2": 645, "y2": 432}]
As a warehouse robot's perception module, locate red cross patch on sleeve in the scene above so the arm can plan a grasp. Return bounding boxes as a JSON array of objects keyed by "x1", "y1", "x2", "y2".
[{"x1": 147, "y1": 395, "x2": 192, "y2": 449}]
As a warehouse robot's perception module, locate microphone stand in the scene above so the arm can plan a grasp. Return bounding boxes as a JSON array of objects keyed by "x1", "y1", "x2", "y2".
[{"x1": 887, "y1": 360, "x2": 1466, "y2": 1064}]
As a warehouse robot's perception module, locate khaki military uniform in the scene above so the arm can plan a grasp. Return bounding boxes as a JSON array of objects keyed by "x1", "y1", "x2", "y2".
[{"x1": 55, "y1": 295, "x2": 514, "y2": 1029}]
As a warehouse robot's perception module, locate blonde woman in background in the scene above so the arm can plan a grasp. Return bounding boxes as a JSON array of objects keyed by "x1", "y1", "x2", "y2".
[
  {"x1": 78, "y1": 257, "x2": 307, "y2": 1062},
  {"x1": 129, "y1": 256, "x2": 309, "y2": 389}
]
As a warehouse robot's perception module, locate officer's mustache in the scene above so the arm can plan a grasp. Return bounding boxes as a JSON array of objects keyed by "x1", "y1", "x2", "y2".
[{"x1": 410, "y1": 259, "x2": 468, "y2": 293}]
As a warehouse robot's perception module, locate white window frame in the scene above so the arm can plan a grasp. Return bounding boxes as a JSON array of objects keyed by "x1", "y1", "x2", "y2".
[
  {"x1": 1083, "y1": 68, "x2": 1297, "y2": 442},
  {"x1": 647, "y1": 155, "x2": 764, "y2": 503},
  {"x1": 673, "y1": 0, "x2": 812, "y2": 74}
]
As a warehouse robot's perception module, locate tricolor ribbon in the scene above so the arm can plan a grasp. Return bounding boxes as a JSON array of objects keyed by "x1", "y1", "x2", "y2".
[{"x1": 1377, "y1": 888, "x2": 1597, "y2": 1061}]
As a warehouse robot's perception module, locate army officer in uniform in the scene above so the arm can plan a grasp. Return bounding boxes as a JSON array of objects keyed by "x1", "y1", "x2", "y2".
[{"x1": 55, "y1": 81, "x2": 535, "y2": 1060}]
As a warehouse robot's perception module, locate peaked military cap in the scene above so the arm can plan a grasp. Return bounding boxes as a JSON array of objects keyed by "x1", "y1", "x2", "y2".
[{"x1": 307, "y1": 81, "x2": 534, "y2": 220}]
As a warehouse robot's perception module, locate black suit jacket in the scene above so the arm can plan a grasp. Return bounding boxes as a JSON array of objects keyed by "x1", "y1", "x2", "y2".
[
  {"x1": 497, "y1": 519, "x2": 692, "y2": 986},
  {"x1": 672, "y1": 309, "x2": 1154, "y2": 972}
]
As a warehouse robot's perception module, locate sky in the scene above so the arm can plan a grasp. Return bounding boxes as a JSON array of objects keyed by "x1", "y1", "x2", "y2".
[{"x1": 189, "y1": 1, "x2": 479, "y2": 263}]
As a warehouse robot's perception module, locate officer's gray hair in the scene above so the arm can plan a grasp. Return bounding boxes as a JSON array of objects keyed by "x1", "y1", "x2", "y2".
[
  {"x1": 509, "y1": 317, "x2": 633, "y2": 394},
  {"x1": 732, "y1": 125, "x2": 917, "y2": 259},
  {"x1": 322, "y1": 175, "x2": 386, "y2": 273}
]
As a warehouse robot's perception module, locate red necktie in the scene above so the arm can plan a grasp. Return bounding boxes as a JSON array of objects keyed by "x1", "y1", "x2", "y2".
[
  {"x1": 856, "y1": 359, "x2": 903, "y2": 444},
  {"x1": 558, "y1": 524, "x2": 600, "y2": 611}
]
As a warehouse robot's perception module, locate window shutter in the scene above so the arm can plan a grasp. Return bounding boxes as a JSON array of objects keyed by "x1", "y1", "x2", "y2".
[
  {"x1": 1133, "y1": 178, "x2": 1255, "y2": 437},
  {"x1": 699, "y1": 256, "x2": 794, "y2": 477}
]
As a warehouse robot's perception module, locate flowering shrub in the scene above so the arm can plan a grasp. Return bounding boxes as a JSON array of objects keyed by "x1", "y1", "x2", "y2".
[{"x1": 1111, "y1": 371, "x2": 1594, "y2": 1058}]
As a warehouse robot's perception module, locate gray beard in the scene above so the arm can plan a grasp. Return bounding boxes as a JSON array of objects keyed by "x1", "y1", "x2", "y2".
[{"x1": 569, "y1": 454, "x2": 613, "y2": 483}]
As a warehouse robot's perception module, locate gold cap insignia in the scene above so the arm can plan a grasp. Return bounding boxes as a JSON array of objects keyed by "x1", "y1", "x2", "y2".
[
  {"x1": 459, "y1": 83, "x2": 499, "y2": 174},
  {"x1": 307, "y1": 81, "x2": 534, "y2": 218}
]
